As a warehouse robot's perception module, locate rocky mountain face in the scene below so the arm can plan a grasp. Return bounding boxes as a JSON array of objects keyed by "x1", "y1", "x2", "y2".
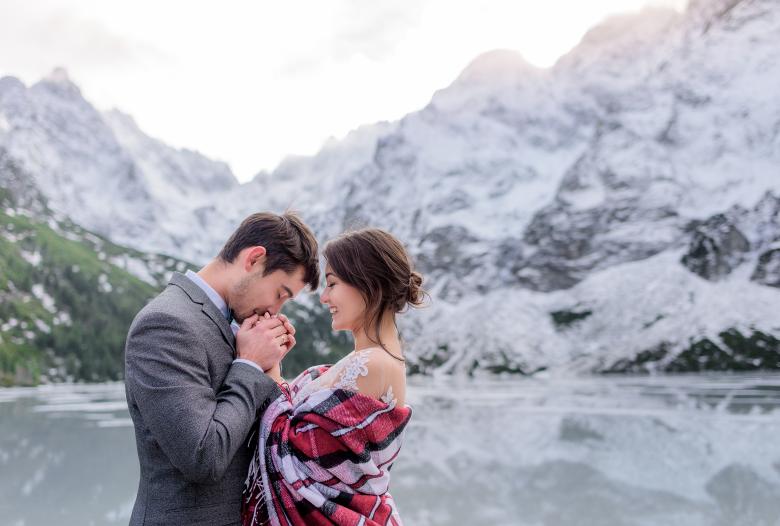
[
  {"x1": 228, "y1": 0, "x2": 780, "y2": 375},
  {"x1": 0, "y1": 68, "x2": 239, "y2": 260},
  {"x1": 1, "y1": 0, "x2": 778, "y2": 378}
]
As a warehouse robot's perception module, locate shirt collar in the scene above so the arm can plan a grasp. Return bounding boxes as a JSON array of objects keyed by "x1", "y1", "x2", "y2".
[{"x1": 184, "y1": 269, "x2": 230, "y2": 320}]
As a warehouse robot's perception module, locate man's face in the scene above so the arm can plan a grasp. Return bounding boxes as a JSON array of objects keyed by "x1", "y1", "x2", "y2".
[{"x1": 228, "y1": 265, "x2": 306, "y2": 323}]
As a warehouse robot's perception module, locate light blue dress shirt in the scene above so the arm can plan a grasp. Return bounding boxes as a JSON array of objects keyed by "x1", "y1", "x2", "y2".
[{"x1": 184, "y1": 269, "x2": 263, "y2": 373}]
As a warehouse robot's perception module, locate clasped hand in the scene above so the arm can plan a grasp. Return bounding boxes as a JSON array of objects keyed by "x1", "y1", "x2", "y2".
[{"x1": 235, "y1": 312, "x2": 295, "y2": 380}]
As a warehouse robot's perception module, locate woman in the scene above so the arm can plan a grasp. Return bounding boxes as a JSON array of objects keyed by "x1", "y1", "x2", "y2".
[{"x1": 242, "y1": 228, "x2": 426, "y2": 526}]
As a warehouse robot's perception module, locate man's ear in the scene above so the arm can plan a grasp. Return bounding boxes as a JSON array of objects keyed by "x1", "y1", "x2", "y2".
[{"x1": 243, "y1": 246, "x2": 267, "y2": 272}]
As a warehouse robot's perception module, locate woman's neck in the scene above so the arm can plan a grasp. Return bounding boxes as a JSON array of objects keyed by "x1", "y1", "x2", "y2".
[{"x1": 352, "y1": 313, "x2": 402, "y2": 356}]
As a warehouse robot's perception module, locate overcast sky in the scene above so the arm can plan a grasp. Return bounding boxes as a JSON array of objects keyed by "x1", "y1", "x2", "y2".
[{"x1": 0, "y1": 0, "x2": 686, "y2": 182}]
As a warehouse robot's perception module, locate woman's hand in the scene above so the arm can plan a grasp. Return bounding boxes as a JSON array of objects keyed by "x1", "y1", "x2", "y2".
[
  {"x1": 265, "y1": 361, "x2": 284, "y2": 384},
  {"x1": 276, "y1": 313, "x2": 297, "y2": 352},
  {"x1": 258, "y1": 312, "x2": 295, "y2": 383}
]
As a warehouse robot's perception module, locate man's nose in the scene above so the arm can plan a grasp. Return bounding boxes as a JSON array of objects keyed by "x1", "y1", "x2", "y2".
[{"x1": 270, "y1": 300, "x2": 286, "y2": 315}]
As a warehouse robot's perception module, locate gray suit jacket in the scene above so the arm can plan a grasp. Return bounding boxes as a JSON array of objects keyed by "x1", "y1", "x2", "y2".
[{"x1": 124, "y1": 272, "x2": 280, "y2": 526}]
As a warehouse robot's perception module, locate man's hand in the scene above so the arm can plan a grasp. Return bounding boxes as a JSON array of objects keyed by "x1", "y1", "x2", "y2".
[{"x1": 235, "y1": 313, "x2": 289, "y2": 371}]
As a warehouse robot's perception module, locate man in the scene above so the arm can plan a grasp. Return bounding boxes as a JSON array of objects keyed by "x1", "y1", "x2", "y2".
[{"x1": 124, "y1": 211, "x2": 320, "y2": 525}]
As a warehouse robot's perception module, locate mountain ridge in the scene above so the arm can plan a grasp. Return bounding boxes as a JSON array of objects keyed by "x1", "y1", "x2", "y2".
[{"x1": 1, "y1": 0, "x2": 779, "y2": 378}]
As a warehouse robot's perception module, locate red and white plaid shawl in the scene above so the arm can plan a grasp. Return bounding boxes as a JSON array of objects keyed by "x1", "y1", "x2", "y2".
[{"x1": 242, "y1": 365, "x2": 412, "y2": 526}]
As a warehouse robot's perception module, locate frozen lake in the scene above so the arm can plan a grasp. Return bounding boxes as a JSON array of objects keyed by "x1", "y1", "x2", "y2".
[{"x1": 1, "y1": 373, "x2": 779, "y2": 526}]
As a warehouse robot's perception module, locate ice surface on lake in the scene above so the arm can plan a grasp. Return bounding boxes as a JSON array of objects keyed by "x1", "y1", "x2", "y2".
[
  {"x1": 393, "y1": 373, "x2": 780, "y2": 526},
  {"x1": 1, "y1": 375, "x2": 779, "y2": 526}
]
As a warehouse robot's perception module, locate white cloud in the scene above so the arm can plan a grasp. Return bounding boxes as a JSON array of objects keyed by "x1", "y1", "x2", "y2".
[
  {"x1": 329, "y1": 0, "x2": 427, "y2": 62},
  {"x1": 0, "y1": 0, "x2": 688, "y2": 182},
  {"x1": 0, "y1": 0, "x2": 167, "y2": 80}
]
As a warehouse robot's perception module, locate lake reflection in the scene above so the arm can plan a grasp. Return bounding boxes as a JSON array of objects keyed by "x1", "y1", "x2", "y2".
[
  {"x1": 1, "y1": 373, "x2": 779, "y2": 526},
  {"x1": 0, "y1": 383, "x2": 137, "y2": 525}
]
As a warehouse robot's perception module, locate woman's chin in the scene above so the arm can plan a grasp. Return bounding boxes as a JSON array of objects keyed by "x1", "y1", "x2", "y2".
[{"x1": 330, "y1": 319, "x2": 348, "y2": 331}]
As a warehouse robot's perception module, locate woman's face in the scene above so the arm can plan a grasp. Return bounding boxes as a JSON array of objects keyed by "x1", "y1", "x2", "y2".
[{"x1": 319, "y1": 265, "x2": 366, "y2": 332}]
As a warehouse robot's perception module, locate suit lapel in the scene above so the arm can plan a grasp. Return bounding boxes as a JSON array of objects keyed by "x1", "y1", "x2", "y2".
[
  {"x1": 169, "y1": 272, "x2": 236, "y2": 352},
  {"x1": 201, "y1": 301, "x2": 236, "y2": 351}
]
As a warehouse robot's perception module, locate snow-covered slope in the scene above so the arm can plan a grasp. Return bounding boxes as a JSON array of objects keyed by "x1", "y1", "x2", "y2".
[
  {"x1": 0, "y1": 68, "x2": 239, "y2": 260},
  {"x1": 1, "y1": 0, "x2": 779, "y2": 375},
  {"x1": 233, "y1": 0, "x2": 780, "y2": 374}
]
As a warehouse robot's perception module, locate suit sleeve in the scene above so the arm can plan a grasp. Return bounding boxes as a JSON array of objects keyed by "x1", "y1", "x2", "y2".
[{"x1": 124, "y1": 310, "x2": 281, "y2": 484}]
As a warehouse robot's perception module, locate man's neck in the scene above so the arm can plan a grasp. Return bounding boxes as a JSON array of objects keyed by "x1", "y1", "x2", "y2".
[{"x1": 197, "y1": 260, "x2": 231, "y2": 305}]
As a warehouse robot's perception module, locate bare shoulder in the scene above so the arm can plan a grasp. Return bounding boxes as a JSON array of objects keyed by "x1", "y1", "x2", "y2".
[
  {"x1": 357, "y1": 347, "x2": 405, "y2": 375},
  {"x1": 354, "y1": 348, "x2": 407, "y2": 404}
]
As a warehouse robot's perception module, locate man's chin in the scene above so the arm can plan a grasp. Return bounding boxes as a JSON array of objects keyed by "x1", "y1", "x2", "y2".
[
  {"x1": 230, "y1": 308, "x2": 267, "y2": 324},
  {"x1": 232, "y1": 312, "x2": 251, "y2": 324}
]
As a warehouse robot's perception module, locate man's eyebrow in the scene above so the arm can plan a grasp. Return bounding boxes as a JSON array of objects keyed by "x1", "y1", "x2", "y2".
[{"x1": 325, "y1": 272, "x2": 334, "y2": 278}]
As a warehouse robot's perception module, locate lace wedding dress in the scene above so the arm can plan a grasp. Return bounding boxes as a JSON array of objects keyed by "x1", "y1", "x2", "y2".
[
  {"x1": 293, "y1": 348, "x2": 401, "y2": 405},
  {"x1": 242, "y1": 347, "x2": 411, "y2": 526}
]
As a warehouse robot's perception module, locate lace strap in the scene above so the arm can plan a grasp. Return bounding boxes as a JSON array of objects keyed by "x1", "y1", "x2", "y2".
[{"x1": 333, "y1": 349, "x2": 373, "y2": 391}]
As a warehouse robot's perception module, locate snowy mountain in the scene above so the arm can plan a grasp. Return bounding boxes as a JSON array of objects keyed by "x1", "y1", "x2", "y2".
[
  {"x1": 0, "y1": 68, "x2": 239, "y2": 260},
  {"x1": 1, "y1": 0, "x2": 779, "y2": 376},
  {"x1": 229, "y1": 0, "x2": 780, "y2": 375}
]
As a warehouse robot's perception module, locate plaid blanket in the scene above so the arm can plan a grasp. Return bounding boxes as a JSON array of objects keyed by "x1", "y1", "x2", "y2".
[{"x1": 242, "y1": 365, "x2": 412, "y2": 526}]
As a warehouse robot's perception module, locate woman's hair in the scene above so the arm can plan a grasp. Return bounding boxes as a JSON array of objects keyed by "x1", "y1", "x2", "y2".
[{"x1": 323, "y1": 228, "x2": 427, "y2": 350}]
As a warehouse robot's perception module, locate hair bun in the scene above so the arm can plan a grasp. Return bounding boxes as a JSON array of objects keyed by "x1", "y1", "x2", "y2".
[{"x1": 406, "y1": 270, "x2": 425, "y2": 307}]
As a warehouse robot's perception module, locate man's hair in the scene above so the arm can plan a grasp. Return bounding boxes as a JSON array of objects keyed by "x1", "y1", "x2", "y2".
[{"x1": 218, "y1": 211, "x2": 320, "y2": 290}]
